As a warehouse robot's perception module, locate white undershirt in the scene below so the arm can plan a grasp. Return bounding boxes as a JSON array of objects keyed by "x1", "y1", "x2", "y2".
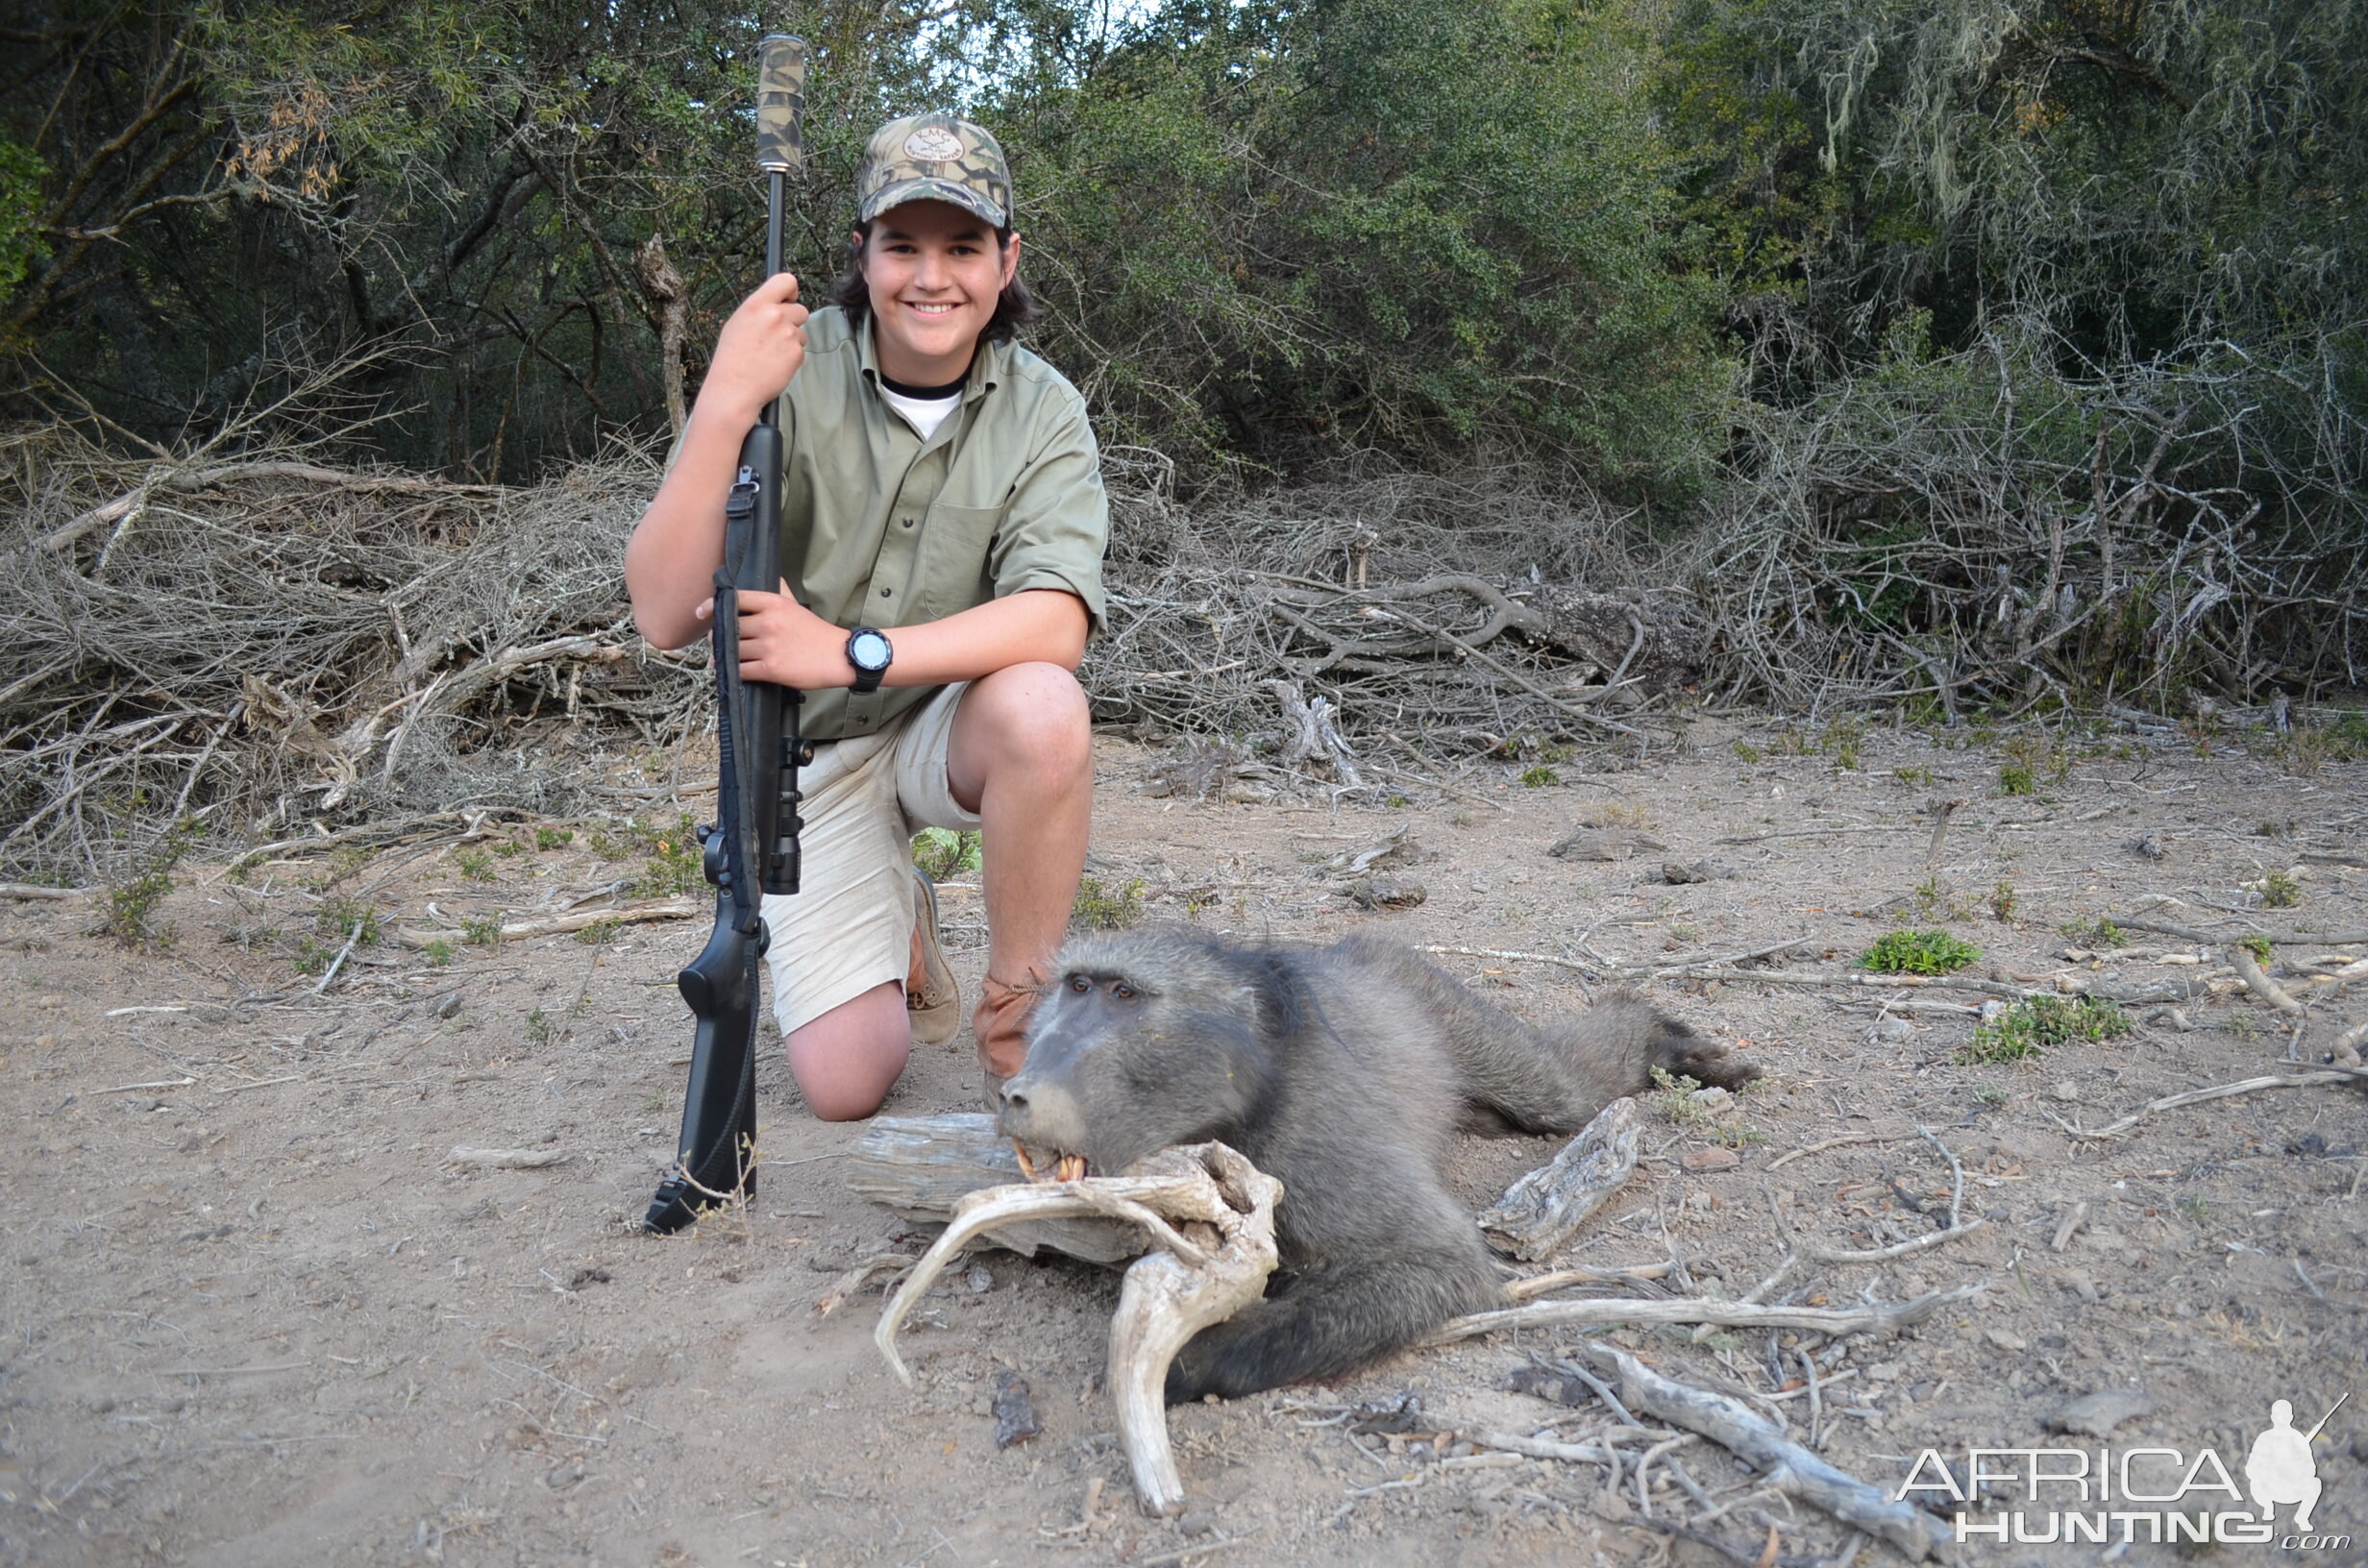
[{"x1": 880, "y1": 384, "x2": 962, "y2": 441}]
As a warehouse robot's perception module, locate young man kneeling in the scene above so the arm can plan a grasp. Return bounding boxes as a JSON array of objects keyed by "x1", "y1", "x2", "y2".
[{"x1": 625, "y1": 113, "x2": 1105, "y2": 1118}]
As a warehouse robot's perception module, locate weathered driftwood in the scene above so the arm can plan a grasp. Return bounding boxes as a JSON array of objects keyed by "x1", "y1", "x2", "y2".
[
  {"x1": 874, "y1": 1142, "x2": 1284, "y2": 1517},
  {"x1": 847, "y1": 1113, "x2": 1145, "y2": 1263},
  {"x1": 1477, "y1": 1096, "x2": 1640, "y2": 1261},
  {"x1": 1428, "y1": 1283, "x2": 1982, "y2": 1345},
  {"x1": 1575, "y1": 1341, "x2": 1949, "y2": 1560}
]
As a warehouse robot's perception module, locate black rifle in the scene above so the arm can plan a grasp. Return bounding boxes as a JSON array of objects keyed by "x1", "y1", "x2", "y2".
[{"x1": 645, "y1": 33, "x2": 811, "y2": 1235}]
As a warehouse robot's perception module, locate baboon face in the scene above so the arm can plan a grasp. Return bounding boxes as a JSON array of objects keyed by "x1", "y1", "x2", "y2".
[{"x1": 998, "y1": 946, "x2": 1260, "y2": 1175}]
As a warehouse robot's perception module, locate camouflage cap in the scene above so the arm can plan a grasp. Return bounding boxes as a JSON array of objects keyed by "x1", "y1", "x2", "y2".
[{"x1": 855, "y1": 112, "x2": 1013, "y2": 230}]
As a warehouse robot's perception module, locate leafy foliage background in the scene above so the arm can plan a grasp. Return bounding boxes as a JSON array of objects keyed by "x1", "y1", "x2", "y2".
[{"x1": 5, "y1": 0, "x2": 2363, "y2": 701}]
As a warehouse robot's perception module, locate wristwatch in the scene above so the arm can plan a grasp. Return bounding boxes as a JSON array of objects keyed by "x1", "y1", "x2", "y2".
[{"x1": 844, "y1": 626, "x2": 893, "y2": 694}]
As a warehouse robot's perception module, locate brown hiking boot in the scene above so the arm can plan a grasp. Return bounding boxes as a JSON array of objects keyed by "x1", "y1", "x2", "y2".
[
  {"x1": 905, "y1": 869, "x2": 959, "y2": 1046},
  {"x1": 973, "y1": 970, "x2": 1044, "y2": 1100}
]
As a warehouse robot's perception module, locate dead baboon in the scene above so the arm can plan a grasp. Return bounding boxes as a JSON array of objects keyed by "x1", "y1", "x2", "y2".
[{"x1": 998, "y1": 928, "x2": 1760, "y2": 1401}]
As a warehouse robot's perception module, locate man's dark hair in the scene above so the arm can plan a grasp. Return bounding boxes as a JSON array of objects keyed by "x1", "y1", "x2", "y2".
[{"x1": 827, "y1": 220, "x2": 1043, "y2": 344}]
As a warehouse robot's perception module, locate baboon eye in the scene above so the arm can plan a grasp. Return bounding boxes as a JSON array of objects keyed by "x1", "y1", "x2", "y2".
[
  {"x1": 1067, "y1": 974, "x2": 1091, "y2": 993},
  {"x1": 1112, "y1": 982, "x2": 1136, "y2": 1001}
]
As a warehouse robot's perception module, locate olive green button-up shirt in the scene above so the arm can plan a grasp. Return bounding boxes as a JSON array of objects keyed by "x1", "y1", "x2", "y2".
[{"x1": 776, "y1": 306, "x2": 1108, "y2": 742}]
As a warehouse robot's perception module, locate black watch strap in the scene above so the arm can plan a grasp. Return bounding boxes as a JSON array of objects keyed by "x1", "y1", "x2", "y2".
[{"x1": 845, "y1": 626, "x2": 892, "y2": 695}]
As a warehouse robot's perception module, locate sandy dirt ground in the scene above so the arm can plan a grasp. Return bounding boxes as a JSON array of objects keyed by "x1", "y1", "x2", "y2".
[{"x1": 3, "y1": 714, "x2": 2365, "y2": 1568}]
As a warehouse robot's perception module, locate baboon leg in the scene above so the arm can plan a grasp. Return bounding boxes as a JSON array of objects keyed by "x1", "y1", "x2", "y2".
[
  {"x1": 1336, "y1": 935, "x2": 1603, "y2": 1132},
  {"x1": 1162, "y1": 1247, "x2": 1502, "y2": 1403}
]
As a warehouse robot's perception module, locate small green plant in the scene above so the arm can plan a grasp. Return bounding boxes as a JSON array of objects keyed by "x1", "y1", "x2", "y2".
[
  {"x1": 96, "y1": 820, "x2": 200, "y2": 950},
  {"x1": 1451, "y1": 811, "x2": 1473, "y2": 827},
  {"x1": 575, "y1": 918, "x2": 619, "y2": 945},
  {"x1": 1997, "y1": 764, "x2": 2036, "y2": 796},
  {"x1": 1072, "y1": 876, "x2": 1146, "y2": 930},
  {"x1": 1823, "y1": 716, "x2": 1863, "y2": 771},
  {"x1": 1959, "y1": 994, "x2": 2131, "y2": 1063},
  {"x1": 639, "y1": 1089, "x2": 667, "y2": 1115},
  {"x1": 2236, "y1": 934, "x2": 2273, "y2": 965},
  {"x1": 1892, "y1": 764, "x2": 1934, "y2": 787},
  {"x1": 2258, "y1": 869, "x2": 2301, "y2": 909},
  {"x1": 2000, "y1": 730, "x2": 2071, "y2": 787},
  {"x1": 1519, "y1": 764, "x2": 1560, "y2": 788},
  {"x1": 1974, "y1": 1082, "x2": 2009, "y2": 1107},
  {"x1": 1733, "y1": 739, "x2": 1763, "y2": 763},
  {"x1": 490, "y1": 834, "x2": 528, "y2": 857},
  {"x1": 424, "y1": 939, "x2": 456, "y2": 966},
  {"x1": 318, "y1": 896, "x2": 382, "y2": 947},
  {"x1": 456, "y1": 849, "x2": 497, "y2": 883},
  {"x1": 1577, "y1": 800, "x2": 1651, "y2": 829},
  {"x1": 2059, "y1": 916, "x2": 2127, "y2": 948},
  {"x1": 526, "y1": 1008, "x2": 557, "y2": 1047},
  {"x1": 1386, "y1": 794, "x2": 1410, "y2": 808},
  {"x1": 1539, "y1": 745, "x2": 1570, "y2": 766},
  {"x1": 2177, "y1": 1194, "x2": 2211, "y2": 1224},
  {"x1": 535, "y1": 825, "x2": 575, "y2": 851},
  {"x1": 1862, "y1": 930, "x2": 1982, "y2": 975},
  {"x1": 1988, "y1": 881, "x2": 2018, "y2": 922},
  {"x1": 99, "y1": 869, "x2": 178, "y2": 950},
  {"x1": 1649, "y1": 1066, "x2": 1711, "y2": 1125},
  {"x1": 632, "y1": 815, "x2": 704, "y2": 898},
  {"x1": 462, "y1": 915, "x2": 504, "y2": 946},
  {"x1": 911, "y1": 827, "x2": 983, "y2": 881}
]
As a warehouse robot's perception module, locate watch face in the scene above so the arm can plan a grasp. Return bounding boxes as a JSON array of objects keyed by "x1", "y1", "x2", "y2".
[{"x1": 849, "y1": 630, "x2": 892, "y2": 672}]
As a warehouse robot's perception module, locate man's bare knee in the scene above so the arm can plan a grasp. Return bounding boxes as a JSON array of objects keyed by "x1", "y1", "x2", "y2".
[
  {"x1": 784, "y1": 983, "x2": 910, "y2": 1120},
  {"x1": 965, "y1": 663, "x2": 1088, "y2": 770}
]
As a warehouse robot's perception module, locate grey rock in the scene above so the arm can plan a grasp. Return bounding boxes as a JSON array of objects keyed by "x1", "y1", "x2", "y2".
[
  {"x1": 1344, "y1": 875, "x2": 1425, "y2": 911},
  {"x1": 1547, "y1": 827, "x2": 1666, "y2": 862},
  {"x1": 991, "y1": 1368, "x2": 1042, "y2": 1449},
  {"x1": 2046, "y1": 1388, "x2": 2156, "y2": 1437}
]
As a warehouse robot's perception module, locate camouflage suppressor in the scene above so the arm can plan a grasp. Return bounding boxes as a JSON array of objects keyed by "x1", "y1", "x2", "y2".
[{"x1": 755, "y1": 34, "x2": 807, "y2": 176}]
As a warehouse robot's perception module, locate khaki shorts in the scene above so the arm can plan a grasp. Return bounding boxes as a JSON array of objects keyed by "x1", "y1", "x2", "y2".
[{"x1": 760, "y1": 680, "x2": 980, "y2": 1036}]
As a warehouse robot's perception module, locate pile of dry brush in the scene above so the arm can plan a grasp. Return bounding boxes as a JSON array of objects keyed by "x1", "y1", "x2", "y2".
[
  {"x1": 8, "y1": 348, "x2": 2362, "y2": 878},
  {"x1": 4, "y1": 423, "x2": 693, "y2": 880}
]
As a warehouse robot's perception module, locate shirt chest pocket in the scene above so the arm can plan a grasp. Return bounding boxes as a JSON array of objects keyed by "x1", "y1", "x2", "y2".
[{"x1": 910, "y1": 502, "x2": 1003, "y2": 623}]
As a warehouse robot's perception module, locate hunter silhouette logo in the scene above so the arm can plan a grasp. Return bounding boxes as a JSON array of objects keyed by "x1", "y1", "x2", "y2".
[
  {"x1": 1897, "y1": 1390, "x2": 2352, "y2": 1549},
  {"x1": 2249, "y1": 1394, "x2": 2346, "y2": 1535}
]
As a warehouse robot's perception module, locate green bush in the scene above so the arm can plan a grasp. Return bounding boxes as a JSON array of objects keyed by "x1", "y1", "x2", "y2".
[
  {"x1": 1959, "y1": 994, "x2": 2131, "y2": 1063},
  {"x1": 912, "y1": 827, "x2": 983, "y2": 881},
  {"x1": 1073, "y1": 876, "x2": 1146, "y2": 930},
  {"x1": 1861, "y1": 930, "x2": 1981, "y2": 975}
]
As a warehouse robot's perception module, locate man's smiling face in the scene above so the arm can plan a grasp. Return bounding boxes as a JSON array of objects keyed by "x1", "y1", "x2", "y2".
[{"x1": 857, "y1": 199, "x2": 1021, "y2": 386}]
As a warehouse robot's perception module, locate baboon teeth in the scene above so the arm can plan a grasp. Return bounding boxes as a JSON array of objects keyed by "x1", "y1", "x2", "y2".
[{"x1": 1010, "y1": 1139, "x2": 1087, "y2": 1184}]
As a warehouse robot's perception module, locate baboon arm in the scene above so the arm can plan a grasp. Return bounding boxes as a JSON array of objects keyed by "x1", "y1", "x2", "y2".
[{"x1": 1162, "y1": 1250, "x2": 1499, "y2": 1402}]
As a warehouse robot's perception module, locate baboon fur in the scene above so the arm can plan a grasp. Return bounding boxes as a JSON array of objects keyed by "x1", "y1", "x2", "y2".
[{"x1": 998, "y1": 928, "x2": 1761, "y2": 1403}]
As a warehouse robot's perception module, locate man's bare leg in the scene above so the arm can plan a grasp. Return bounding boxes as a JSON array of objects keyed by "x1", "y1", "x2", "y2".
[
  {"x1": 946, "y1": 661, "x2": 1093, "y2": 1074},
  {"x1": 782, "y1": 981, "x2": 909, "y2": 1121}
]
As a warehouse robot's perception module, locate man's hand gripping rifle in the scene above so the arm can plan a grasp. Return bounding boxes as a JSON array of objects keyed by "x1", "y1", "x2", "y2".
[{"x1": 645, "y1": 34, "x2": 811, "y2": 1235}]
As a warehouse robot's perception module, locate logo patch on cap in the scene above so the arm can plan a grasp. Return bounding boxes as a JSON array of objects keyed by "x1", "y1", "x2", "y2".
[{"x1": 902, "y1": 127, "x2": 965, "y2": 163}]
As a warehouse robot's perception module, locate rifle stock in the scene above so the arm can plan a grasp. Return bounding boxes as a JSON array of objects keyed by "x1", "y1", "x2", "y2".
[{"x1": 646, "y1": 34, "x2": 808, "y2": 1235}]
